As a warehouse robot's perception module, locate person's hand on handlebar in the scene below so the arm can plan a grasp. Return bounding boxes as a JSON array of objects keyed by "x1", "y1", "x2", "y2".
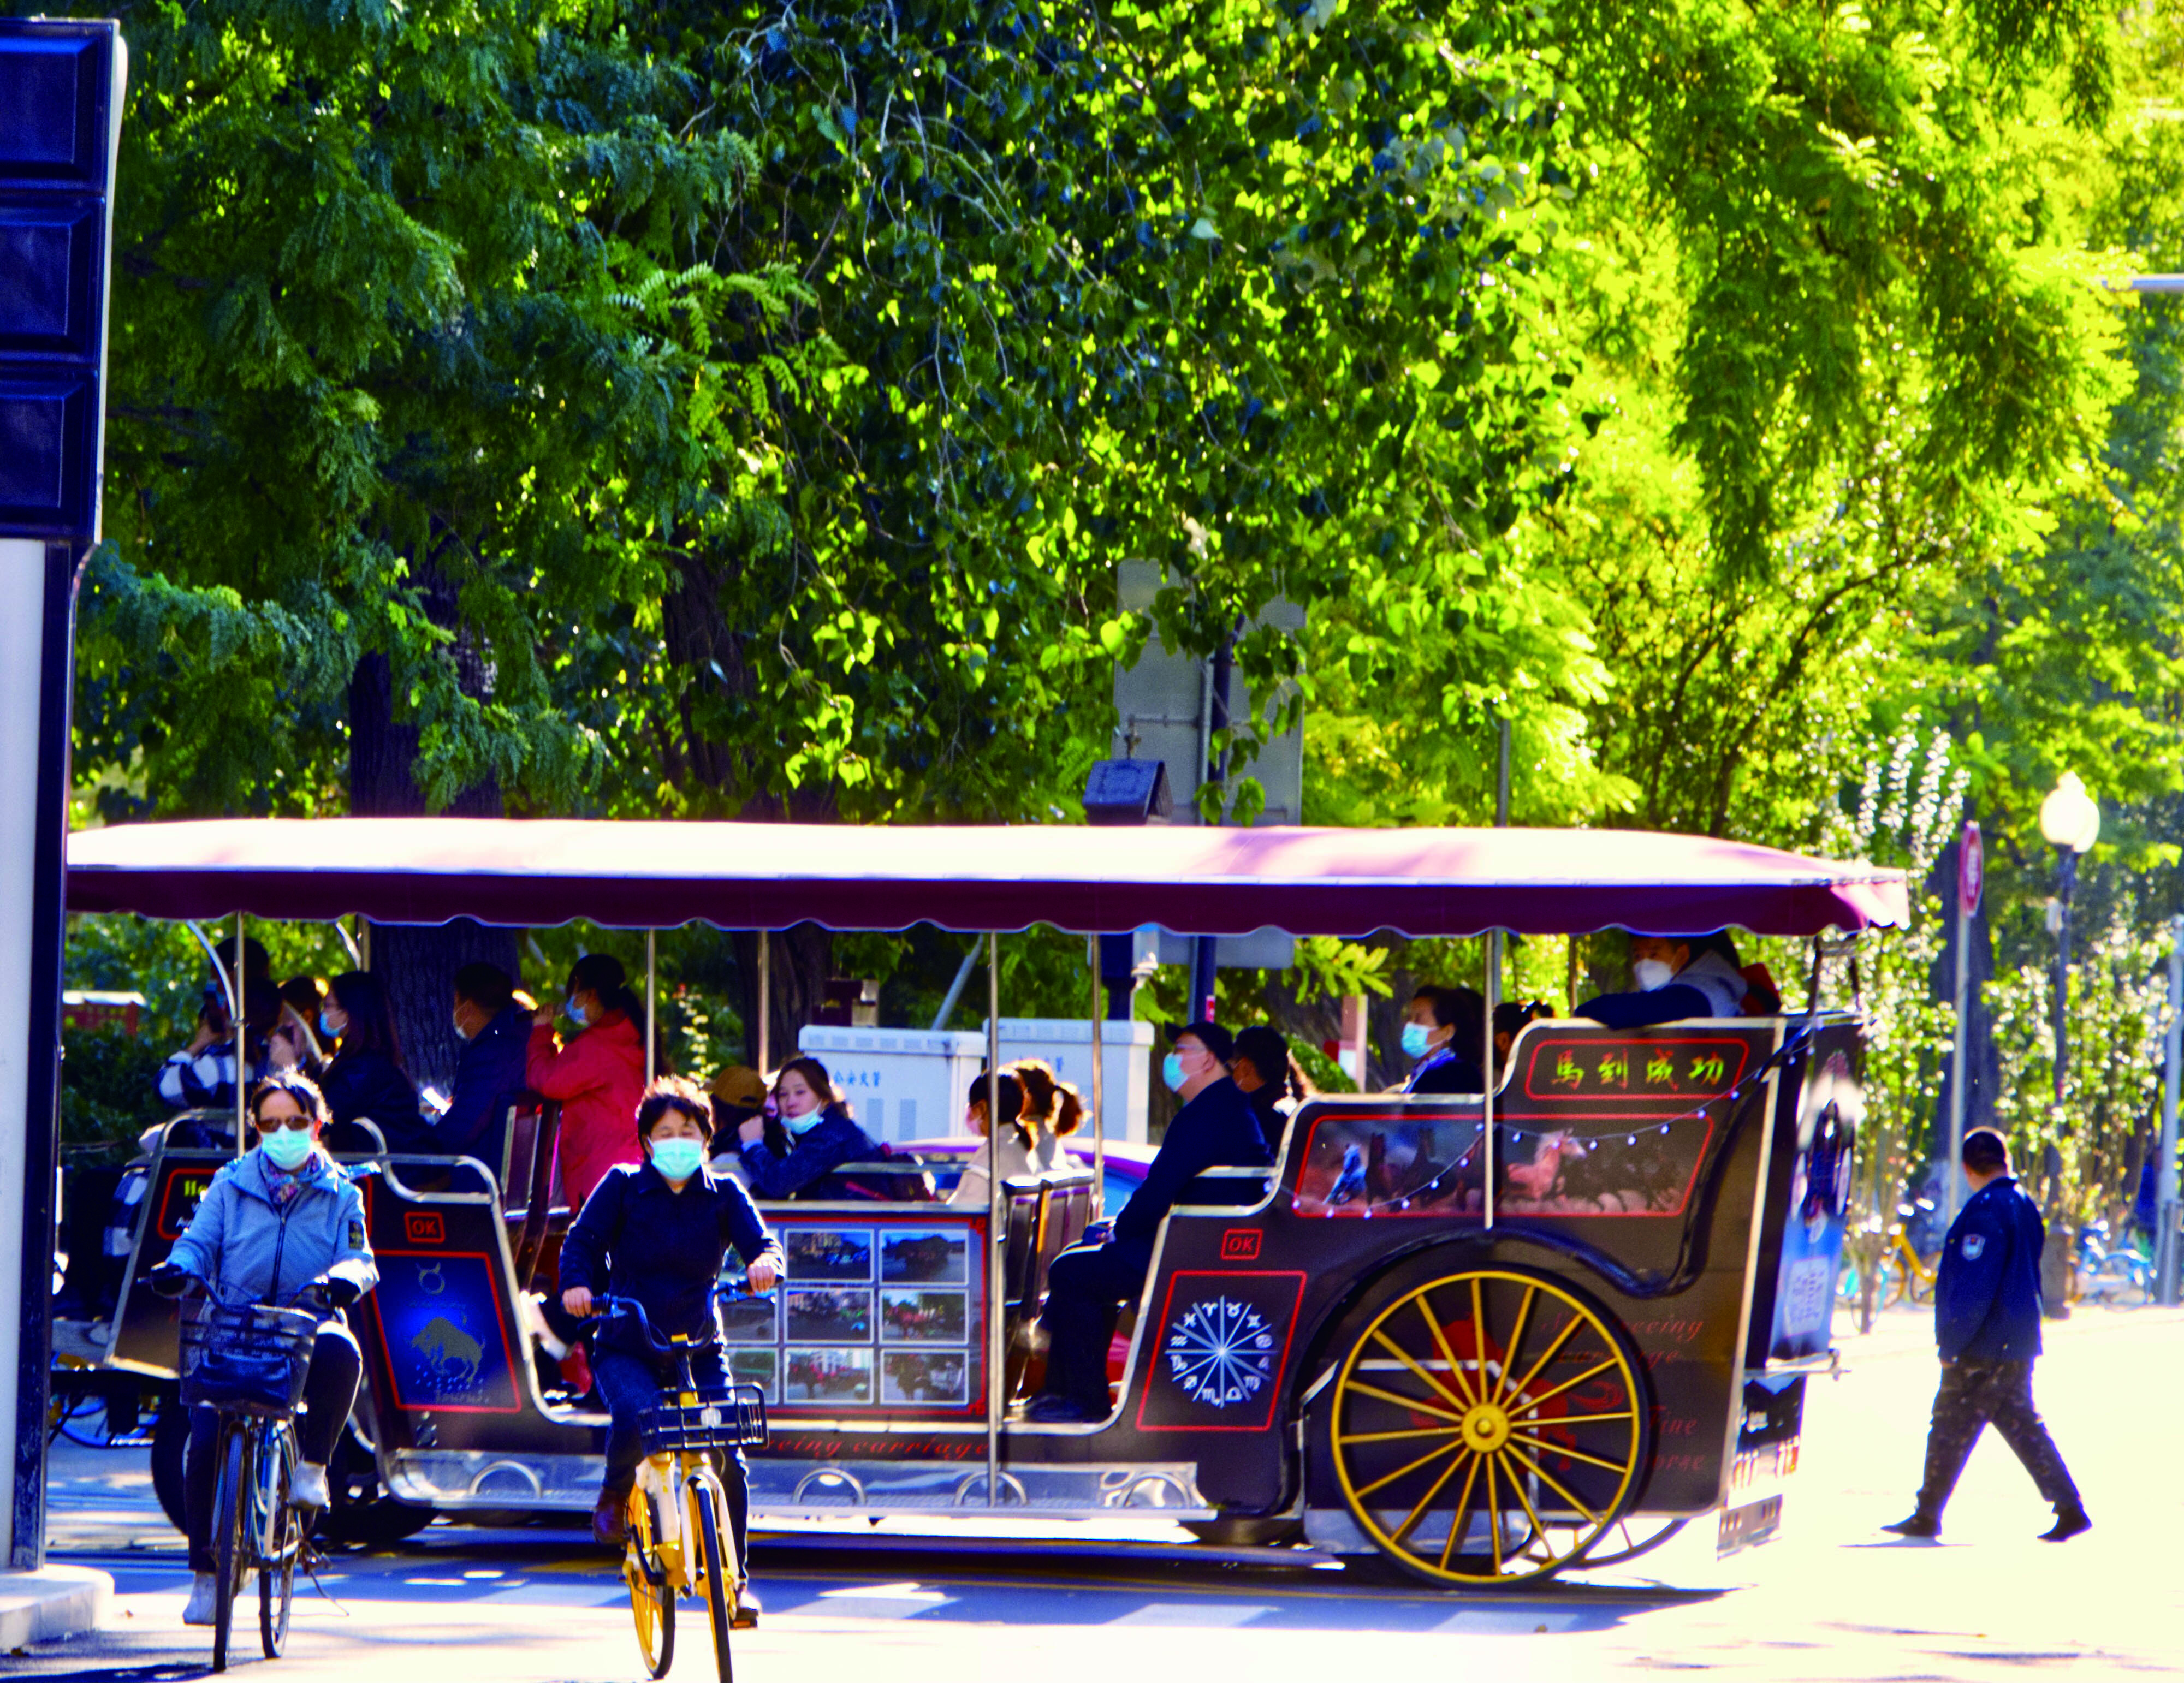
[
  {"x1": 746, "y1": 1255, "x2": 780, "y2": 1294},
  {"x1": 311, "y1": 1274, "x2": 361, "y2": 1311},
  {"x1": 562, "y1": 1286, "x2": 594, "y2": 1318},
  {"x1": 148, "y1": 1260, "x2": 196, "y2": 1299}
]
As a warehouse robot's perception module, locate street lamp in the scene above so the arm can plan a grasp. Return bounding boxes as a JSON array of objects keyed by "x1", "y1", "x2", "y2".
[{"x1": 2038, "y1": 772, "x2": 2101, "y2": 1104}]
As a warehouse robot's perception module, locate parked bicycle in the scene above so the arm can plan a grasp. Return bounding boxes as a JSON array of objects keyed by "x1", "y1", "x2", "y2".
[
  {"x1": 153, "y1": 1275, "x2": 330, "y2": 1670},
  {"x1": 580, "y1": 1290, "x2": 768, "y2": 1682},
  {"x1": 2074, "y1": 1218, "x2": 2152, "y2": 1308}
]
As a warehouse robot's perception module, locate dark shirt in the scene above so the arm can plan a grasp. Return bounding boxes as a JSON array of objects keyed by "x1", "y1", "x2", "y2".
[
  {"x1": 319, "y1": 1049, "x2": 430, "y2": 1155},
  {"x1": 1405, "y1": 1049, "x2": 1485, "y2": 1095},
  {"x1": 1115, "y1": 1077, "x2": 1271, "y2": 1244},
  {"x1": 1245, "y1": 1080, "x2": 1289, "y2": 1162},
  {"x1": 442, "y1": 1003, "x2": 533, "y2": 1165},
  {"x1": 1936, "y1": 1175, "x2": 2047, "y2": 1363},
  {"x1": 559, "y1": 1159, "x2": 783, "y2": 1344},
  {"x1": 737, "y1": 1105, "x2": 883, "y2": 1201},
  {"x1": 1573, "y1": 984, "x2": 1715, "y2": 1030}
]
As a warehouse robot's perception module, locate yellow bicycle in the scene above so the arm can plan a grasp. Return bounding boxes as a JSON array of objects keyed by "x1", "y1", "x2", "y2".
[{"x1": 584, "y1": 1293, "x2": 768, "y2": 1682}]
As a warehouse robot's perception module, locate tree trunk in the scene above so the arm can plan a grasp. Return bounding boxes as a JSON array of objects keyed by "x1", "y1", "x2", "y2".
[
  {"x1": 347, "y1": 651, "x2": 521, "y2": 1096},
  {"x1": 732, "y1": 925, "x2": 833, "y2": 1072}
]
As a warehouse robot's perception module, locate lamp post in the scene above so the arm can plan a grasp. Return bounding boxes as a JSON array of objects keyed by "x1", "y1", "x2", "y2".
[{"x1": 2037, "y1": 772, "x2": 2102, "y2": 1105}]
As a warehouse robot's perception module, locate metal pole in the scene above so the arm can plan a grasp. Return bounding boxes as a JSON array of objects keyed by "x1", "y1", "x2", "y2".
[
  {"x1": 234, "y1": 917, "x2": 247, "y2": 1157},
  {"x1": 1089, "y1": 935, "x2": 1105, "y2": 1220},
  {"x1": 1483, "y1": 717, "x2": 1510, "y2": 1229},
  {"x1": 1946, "y1": 891, "x2": 1971, "y2": 1226},
  {"x1": 2054, "y1": 853, "x2": 2075, "y2": 1105},
  {"x1": 986, "y1": 931, "x2": 1004, "y2": 1502},
  {"x1": 2159, "y1": 916, "x2": 2182, "y2": 1307},
  {"x1": 644, "y1": 929, "x2": 657, "y2": 1085},
  {"x1": 929, "y1": 937, "x2": 981, "y2": 1032},
  {"x1": 756, "y1": 936, "x2": 770, "y2": 1075}
]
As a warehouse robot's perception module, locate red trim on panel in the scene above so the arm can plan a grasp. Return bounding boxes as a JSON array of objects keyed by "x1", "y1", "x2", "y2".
[
  {"x1": 1133, "y1": 1269, "x2": 1307, "y2": 1435},
  {"x1": 369, "y1": 1248, "x2": 525, "y2": 1415}
]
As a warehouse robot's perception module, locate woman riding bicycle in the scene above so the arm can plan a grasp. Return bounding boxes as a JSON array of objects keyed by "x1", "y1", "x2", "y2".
[
  {"x1": 150, "y1": 1071, "x2": 377, "y2": 1626},
  {"x1": 560, "y1": 1078, "x2": 783, "y2": 1593}
]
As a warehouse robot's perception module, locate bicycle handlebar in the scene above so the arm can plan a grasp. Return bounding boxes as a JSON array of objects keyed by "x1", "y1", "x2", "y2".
[{"x1": 578, "y1": 1281, "x2": 764, "y2": 1354}]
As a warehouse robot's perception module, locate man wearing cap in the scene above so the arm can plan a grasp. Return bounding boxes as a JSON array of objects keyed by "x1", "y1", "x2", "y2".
[
  {"x1": 1883, "y1": 1127, "x2": 2088, "y2": 1542},
  {"x1": 708, "y1": 1065, "x2": 770, "y2": 1150},
  {"x1": 1231, "y1": 1024, "x2": 1295, "y2": 1161},
  {"x1": 1023, "y1": 1022, "x2": 1271, "y2": 1424}
]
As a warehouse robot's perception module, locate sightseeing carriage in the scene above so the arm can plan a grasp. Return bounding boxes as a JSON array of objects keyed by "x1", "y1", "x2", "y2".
[{"x1": 62, "y1": 818, "x2": 1902, "y2": 1585}]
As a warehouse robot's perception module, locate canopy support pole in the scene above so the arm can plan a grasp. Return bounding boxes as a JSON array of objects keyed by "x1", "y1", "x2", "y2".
[
  {"x1": 644, "y1": 929, "x2": 657, "y2": 1085},
  {"x1": 756, "y1": 937, "x2": 770, "y2": 1074},
  {"x1": 986, "y1": 932, "x2": 1004, "y2": 1505},
  {"x1": 1088, "y1": 936, "x2": 1105, "y2": 1220},
  {"x1": 233, "y1": 917, "x2": 247, "y2": 1158},
  {"x1": 1484, "y1": 718, "x2": 1511, "y2": 1229}
]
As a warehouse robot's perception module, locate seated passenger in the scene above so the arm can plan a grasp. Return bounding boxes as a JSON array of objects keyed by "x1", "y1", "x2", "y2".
[
  {"x1": 1024, "y1": 1023, "x2": 1269, "y2": 1424},
  {"x1": 316, "y1": 972, "x2": 431, "y2": 1153},
  {"x1": 1013, "y1": 1061, "x2": 1081, "y2": 1173},
  {"x1": 707, "y1": 1064, "x2": 770, "y2": 1152},
  {"x1": 155, "y1": 976, "x2": 280, "y2": 1115},
  {"x1": 734, "y1": 1057, "x2": 885, "y2": 1200},
  {"x1": 1492, "y1": 998, "x2": 1555, "y2": 1069},
  {"x1": 949, "y1": 1068, "x2": 1041, "y2": 1208},
  {"x1": 527, "y1": 954, "x2": 646, "y2": 1210},
  {"x1": 1230, "y1": 1025, "x2": 1296, "y2": 1159},
  {"x1": 1403, "y1": 985, "x2": 1486, "y2": 1093},
  {"x1": 1576, "y1": 931, "x2": 1749, "y2": 1030},
  {"x1": 441, "y1": 962, "x2": 534, "y2": 1169},
  {"x1": 558, "y1": 1077, "x2": 783, "y2": 1589}
]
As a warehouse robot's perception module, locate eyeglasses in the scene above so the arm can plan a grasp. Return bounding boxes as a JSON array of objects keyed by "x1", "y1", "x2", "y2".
[{"x1": 255, "y1": 1111, "x2": 315, "y2": 1131}]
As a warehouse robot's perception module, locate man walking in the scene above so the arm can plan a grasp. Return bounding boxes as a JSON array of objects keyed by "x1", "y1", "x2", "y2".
[{"x1": 1884, "y1": 1128, "x2": 2089, "y2": 1542}]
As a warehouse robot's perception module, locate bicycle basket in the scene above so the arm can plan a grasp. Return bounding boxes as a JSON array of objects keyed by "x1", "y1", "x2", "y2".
[
  {"x1": 638, "y1": 1383, "x2": 769, "y2": 1455},
  {"x1": 179, "y1": 1300, "x2": 320, "y2": 1417}
]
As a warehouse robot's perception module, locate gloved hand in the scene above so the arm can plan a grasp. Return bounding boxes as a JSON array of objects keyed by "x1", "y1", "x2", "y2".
[
  {"x1": 147, "y1": 1261, "x2": 195, "y2": 1299},
  {"x1": 313, "y1": 1274, "x2": 361, "y2": 1311}
]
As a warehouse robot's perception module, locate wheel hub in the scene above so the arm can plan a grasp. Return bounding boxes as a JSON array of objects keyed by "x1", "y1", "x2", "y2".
[{"x1": 1461, "y1": 1400, "x2": 1511, "y2": 1452}]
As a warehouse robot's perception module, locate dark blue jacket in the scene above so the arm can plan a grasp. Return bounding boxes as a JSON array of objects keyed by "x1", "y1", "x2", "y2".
[
  {"x1": 737, "y1": 1105, "x2": 883, "y2": 1201},
  {"x1": 1115, "y1": 1077, "x2": 1271, "y2": 1243},
  {"x1": 1936, "y1": 1175, "x2": 2046, "y2": 1363},
  {"x1": 441, "y1": 1003, "x2": 534, "y2": 1165},
  {"x1": 560, "y1": 1158, "x2": 783, "y2": 1344},
  {"x1": 321, "y1": 1049, "x2": 431, "y2": 1155}
]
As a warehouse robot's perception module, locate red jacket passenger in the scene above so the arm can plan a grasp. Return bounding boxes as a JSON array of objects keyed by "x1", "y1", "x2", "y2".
[{"x1": 528, "y1": 1010, "x2": 645, "y2": 1210}]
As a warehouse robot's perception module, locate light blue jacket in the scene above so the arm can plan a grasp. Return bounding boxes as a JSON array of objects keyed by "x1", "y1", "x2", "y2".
[{"x1": 167, "y1": 1148, "x2": 379, "y2": 1305}]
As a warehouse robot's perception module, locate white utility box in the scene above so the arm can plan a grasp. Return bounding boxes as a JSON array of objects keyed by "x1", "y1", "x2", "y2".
[
  {"x1": 983, "y1": 1017, "x2": 1154, "y2": 1145},
  {"x1": 793, "y1": 1026, "x2": 988, "y2": 1145}
]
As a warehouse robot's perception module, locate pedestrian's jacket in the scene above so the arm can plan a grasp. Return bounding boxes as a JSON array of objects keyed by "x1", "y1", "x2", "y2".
[
  {"x1": 167, "y1": 1147, "x2": 379, "y2": 1305},
  {"x1": 559, "y1": 1158, "x2": 782, "y2": 1347},
  {"x1": 1114, "y1": 1077, "x2": 1271, "y2": 1244},
  {"x1": 442, "y1": 1002, "x2": 534, "y2": 1162},
  {"x1": 527, "y1": 1011, "x2": 645, "y2": 1210},
  {"x1": 737, "y1": 1105, "x2": 884, "y2": 1201},
  {"x1": 319, "y1": 1048, "x2": 430, "y2": 1154},
  {"x1": 1936, "y1": 1174, "x2": 2046, "y2": 1363}
]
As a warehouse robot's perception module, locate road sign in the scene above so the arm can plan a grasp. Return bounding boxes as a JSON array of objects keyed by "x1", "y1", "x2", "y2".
[{"x1": 1959, "y1": 821, "x2": 1984, "y2": 917}]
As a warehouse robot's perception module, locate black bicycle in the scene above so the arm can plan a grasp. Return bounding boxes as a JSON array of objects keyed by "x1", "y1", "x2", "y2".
[{"x1": 164, "y1": 1278, "x2": 327, "y2": 1670}]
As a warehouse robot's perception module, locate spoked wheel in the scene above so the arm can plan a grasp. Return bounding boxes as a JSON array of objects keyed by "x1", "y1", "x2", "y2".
[
  {"x1": 625, "y1": 1486, "x2": 676, "y2": 1679},
  {"x1": 1571, "y1": 1515, "x2": 1688, "y2": 1569},
  {"x1": 260, "y1": 1437, "x2": 298, "y2": 1657},
  {"x1": 691, "y1": 1479, "x2": 735, "y2": 1683},
  {"x1": 211, "y1": 1427, "x2": 248, "y2": 1672},
  {"x1": 1329, "y1": 1263, "x2": 1651, "y2": 1587}
]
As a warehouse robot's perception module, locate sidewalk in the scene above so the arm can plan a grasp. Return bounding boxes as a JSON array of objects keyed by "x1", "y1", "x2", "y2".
[{"x1": 0, "y1": 1565, "x2": 110, "y2": 1651}]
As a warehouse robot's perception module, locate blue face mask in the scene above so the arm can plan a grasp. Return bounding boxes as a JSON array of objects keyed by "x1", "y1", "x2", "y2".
[
  {"x1": 566, "y1": 997, "x2": 591, "y2": 1027},
  {"x1": 317, "y1": 1011, "x2": 340, "y2": 1040},
  {"x1": 782, "y1": 1107, "x2": 826, "y2": 1138},
  {"x1": 649, "y1": 1137, "x2": 707, "y2": 1182},
  {"x1": 1401, "y1": 1021, "x2": 1434, "y2": 1060},
  {"x1": 1162, "y1": 1052, "x2": 1186, "y2": 1093},
  {"x1": 260, "y1": 1126, "x2": 316, "y2": 1171}
]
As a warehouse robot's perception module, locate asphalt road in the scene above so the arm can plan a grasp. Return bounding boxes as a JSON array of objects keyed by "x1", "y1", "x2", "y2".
[{"x1": 25, "y1": 1303, "x2": 2184, "y2": 1681}]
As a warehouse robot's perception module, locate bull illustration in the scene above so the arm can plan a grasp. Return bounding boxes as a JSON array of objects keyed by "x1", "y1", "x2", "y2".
[{"x1": 412, "y1": 1315, "x2": 484, "y2": 1393}]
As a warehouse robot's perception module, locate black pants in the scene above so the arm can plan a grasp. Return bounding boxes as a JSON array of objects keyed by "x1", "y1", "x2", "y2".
[
  {"x1": 185, "y1": 1325, "x2": 361, "y2": 1572},
  {"x1": 1915, "y1": 1358, "x2": 2081, "y2": 1518},
  {"x1": 594, "y1": 1347, "x2": 750, "y2": 1570},
  {"x1": 1035, "y1": 1238, "x2": 1153, "y2": 1417}
]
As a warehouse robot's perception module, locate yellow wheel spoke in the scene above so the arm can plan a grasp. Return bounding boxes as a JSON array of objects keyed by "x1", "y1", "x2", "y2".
[
  {"x1": 1392, "y1": 1448, "x2": 1475, "y2": 1544},
  {"x1": 1492, "y1": 1286, "x2": 1538, "y2": 1408},
  {"x1": 1438, "y1": 1445, "x2": 1485, "y2": 1572},
  {"x1": 1502, "y1": 1449, "x2": 1551, "y2": 1543},
  {"x1": 1339, "y1": 1424, "x2": 1467, "y2": 1447},
  {"x1": 1356, "y1": 1437, "x2": 1465, "y2": 1501},
  {"x1": 1369, "y1": 1328, "x2": 1468, "y2": 1416},
  {"x1": 1510, "y1": 1410, "x2": 1633, "y2": 1428},
  {"x1": 1505, "y1": 1432, "x2": 1638, "y2": 1475},
  {"x1": 1344, "y1": 1378, "x2": 1467, "y2": 1425},
  {"x1": 1514, "y1": 1355, "x2": 1621, "y2": 1415},
  {"x1": 1483, "y1": 1452, "x2": 1504, "y2": 1574},
  {"x1": 1503, "y1": 1441, "x2": 1603, "y2": 1526},
  {"x1": 1415, "y1": 1295, "x2": 1479, "y2": 1408},
  {"x1": 1469, "y1": 1276, "x2": 1492, "y2": 1399},
  {"x1": 1503, "y1": 1313, "x2": 1581, "y2": 1404}
]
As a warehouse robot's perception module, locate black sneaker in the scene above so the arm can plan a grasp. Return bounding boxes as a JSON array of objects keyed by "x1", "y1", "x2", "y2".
[
  {"x1": 1882, "y1": 1513, "x2": 1940, "y2": 1538},
  {"x1": 2039, "y1": 1508, "x2": 2091, "y2": 1542},
  {"x1": 731, "y1": 1584, "x2": 761, "y2": 1630}
]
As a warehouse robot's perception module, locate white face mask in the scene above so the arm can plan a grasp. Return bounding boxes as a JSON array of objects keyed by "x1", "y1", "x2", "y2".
[{"x1": 1633, "y1": 958, "x2": 1676, "y2": 992}]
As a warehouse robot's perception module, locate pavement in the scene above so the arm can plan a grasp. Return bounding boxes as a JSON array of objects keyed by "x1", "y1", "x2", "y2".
[{"x1": 19, "y1": 1299, "x2": 2184, "y2": 1679}]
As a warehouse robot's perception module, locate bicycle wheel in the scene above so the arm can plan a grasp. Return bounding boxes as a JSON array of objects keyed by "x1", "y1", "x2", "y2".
[
  {"x1": 625, "y1": 1485, "x2": 675, "y2": 1679},
  {"x1": 1903, "y1": 1256, "x2": 1936, "y2": 1305},
  {"x1": 260, "y1": 1427, "x2": 298, "y2": 1657},
  {"x1": 691, "y1": 1478, "x2": 735, "y2": 1683},
  {"x1": 211, "y1": 1424, "x2": 248, "y2": 1673}
]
